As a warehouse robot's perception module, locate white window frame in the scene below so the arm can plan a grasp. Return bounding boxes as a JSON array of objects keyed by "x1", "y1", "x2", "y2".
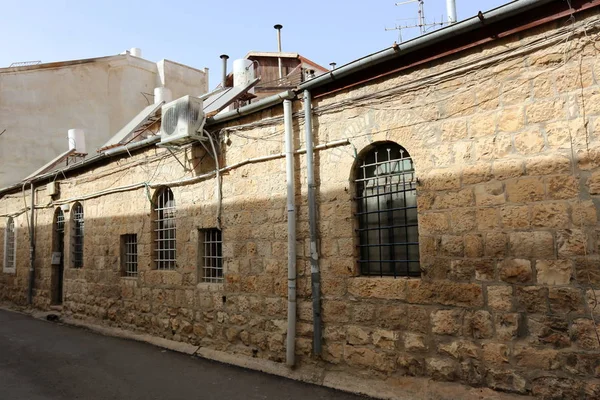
[{"x1": 3, "y1": 217, "x2": 16, "y2": 274}]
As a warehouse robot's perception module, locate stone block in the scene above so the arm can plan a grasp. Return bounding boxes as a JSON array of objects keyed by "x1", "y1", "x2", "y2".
[
  {"x1": 477, "y1": 208, "x2": 500, "y2": 231},
  {"x1": 531, "y1": 201, "x2": 570, "y2": 228},
  {"x1": 377, "y1": 304, "x2": 430, "y2": 333},
  {"x1": 509, "y1": 231, "x2": 554, "y2": 258},
  {"x1": 346, "y1": 325, "x2": 371, "y2": 345},
  {"x1": 485, "y1": 232, "x2": 507, "y2": 257},
  {"x1": 549, "y1": 287, "x2": 584, "y2": 314},
  {"x1": 322, "y1": 343, "x2": 344, "y2": 364},
  {"x1": 487, "y1": 286, "x2": 513, "y2": 312},
  {"x1": 403, "y1": 332, "x2": 427, "y2": 352},
  {"x1": 347, "y1": 277, "x2": 407, "y2": 300},
  {"x1": 475, "y1": 134, "x2": 512, "y2": 161},
  {"x1": 498, "y1": 259, "x2": 533, "y2": 283},
  {"x1": 571, "y1": 200, "x2": 598, "y2": 226},
  {"x1": 546, "y1": 175, "x2": 579, "y2": 200},
  {"x1": 482, "y1": 343, "x2": 509, "y2": 364},
  {"x1": 343, "y1": 345, "x2": 396, "y2": 372},
  {"x1": 492, "y1": 159, "x2": 524, "y2": 181},
  {"x1": 450, "y1": 209, "x2": 477, "y2": 234},
  {"x1": 486, "y1": 368, "x2": 527, "y2": 394},
  {"x1": 515, "y1": 129, "x2": 545, "y2": 155},
  {"x1": 462, "y1": 164, "x2": 492, "y2": 185},
  {"x1": 475, "y1": 260, "x2": 495, "y2": 281},
  {"x1": 570, "y1": 318, "x2": 600, "y2": 350},
  {"x1": 516, "y1": 286, "x2": 548, "y2": 313},
  {"x1": 529, "y1": 315, "x2": 570, "y2": 348},
  {"x1": 423, "y1": 168, "x2": 461, "y2": 191},
  {"x1": 464, "y1": 234, "x2": 484, "y2": 258},
  {"x1": 536, "y1": 259, "x2": 573, "y2": 285},
  {"x1": 419, "y1": 212, "x2": 450, "y2": 234},
  {"x1": 468, "y1": 113, "x2": 496, "y2": 137},
  {"x1": 372, "y1": 329, "x2": 398, "y2": 350},
  {"x1": 501, "y1": 205, "x2": 530, "y2": 229},
  {"x1": 526, "y1": 154, "x2": 572, "y2": 176},
  {"x1": 448, "y1": 260, "x2": 475, "y2": 281},
  {"x1": 464, "y1": 310, "x2": 494, "y2": 339},
  {"x1": 440, "y1": 235, "x2": 464, "y2": 257},
  {"x1": 557, "y1": 229, "x2": 587, "y2": 257},
  {"x1": 474, "y1": 181, "x2": 505, "y2": 206},
  {"x1": 546, "y1": 119, "x2": 587, "y2": 149},
  {"x1": 531, "y1": 377, "x2": 583, "y2": 400},
  {"x1": 506, "y1": 177, "x2": 545, "y2": 203},
  {"x1": 497, "y1": 107, "x2": 524, "y2": 132},
  {"x1": 407, "y1": 281, "x2": 483, "y2": 307},
  {"x1": 397, "y1": 354, "x2": 425, "y2": 376},
  {"x1": 426, "y1": 358, "x2": 458, "y2": 381},
  {"x1": 514, "y1": 345, "x2": 560, "y2": 370},
  {"x1": 438, "y1": 340, "x2": 479, "y2": 360},
  {"x1": 433, "y1": 189, "x2": 474, "y2": 209},
  {"x1": 431, "y1": 309, "x2": 464, "y2": 336},
  {"x1": 441, "y1": 119, "x2": 468, "y2": 141},
  {"x1": 526, "y1": 98, "x2": 564, "y2": 123}
]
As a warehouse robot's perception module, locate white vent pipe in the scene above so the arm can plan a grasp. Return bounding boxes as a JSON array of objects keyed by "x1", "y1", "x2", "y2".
[
  {"x1": 68, "y1": 129, "x2": 87, "y2": 154},
  {"x1": 447, "y1": 0, "x2": 457, "y2": 24},
  {"x1": 154, "y1": 87, "x2": 172, "y2": 105},
  {"x1": 274, "y1": 24, "x2": 283, "y2": 79}
]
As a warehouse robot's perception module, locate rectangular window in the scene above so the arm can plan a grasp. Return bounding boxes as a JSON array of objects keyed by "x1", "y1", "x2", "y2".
[
  {"x1": 3, "y1": 217, "x2": 16, "y2": 273},
  {"x1": 200, "y1": 229, "x2": 223, "y2": 283},
  {"x1": 121, "y1": 234, "x2": 138, "y2": 277}
]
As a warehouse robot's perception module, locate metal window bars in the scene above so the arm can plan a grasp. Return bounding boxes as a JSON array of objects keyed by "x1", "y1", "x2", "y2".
[
  {"x1": 72, "y1": 203, "x2": 84, "y2": 268},
  {"x1": 4, "y1": 217, "x2": 16, "y2": 270},
  {"x1": 355, "y1": 144, "x2": 420, "y2": 278},
  {"x1": 55, "y1": 209, "x2": 65, "y2": 234},
  {"x1": 202, "y1": 229, "x2": 223, "y2": 283},
  {"x1": 154, "y1": 187, "x2": 176, "y2": 270},
  {"x1": 122, "y1": 234, "x2": 138, "y2": 277}
]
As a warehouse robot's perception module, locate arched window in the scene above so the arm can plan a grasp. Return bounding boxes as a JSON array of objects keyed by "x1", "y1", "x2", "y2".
[
  {"x1": 71, "y1": 202, "x2": 84, "y2": 268},
  {"x1": 154, "y1": 187, "x2": 176, "y2": 270},
  {"x1": 3, "y1": 217, "x2": 16, "y2": 272},
  {"x1": 355, "y1": 142, "x2": 420, "y2": 277}
]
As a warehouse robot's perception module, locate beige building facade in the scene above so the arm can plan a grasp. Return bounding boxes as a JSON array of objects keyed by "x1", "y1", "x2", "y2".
[
  {"x1": 2, "y1": 1, "x2": 600, "y2": 398},
  {"x1": 0, "y1": 53, "x2": 208, "y2": 188}
]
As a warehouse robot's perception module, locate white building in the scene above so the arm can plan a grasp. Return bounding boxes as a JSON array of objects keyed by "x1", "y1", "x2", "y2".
[{"x1": 0, "y1": 51, "x2": 208, "y2": 188}]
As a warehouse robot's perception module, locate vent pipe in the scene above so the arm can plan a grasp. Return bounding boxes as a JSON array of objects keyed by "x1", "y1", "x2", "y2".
[
  {"x1": 130, "y1": 47, "x2": 142, "y2": 58},
  {"x1": 329, "y1": 62, "x2": 337, "y2": 70},
  {"x1": 220, "y1": 54, "x2": 229, "y2": 88},
  {"x1": 154, "y1": 87, "x2": 172, "y2": 105},
  {"x1": 274, "y1": 24, "x2": 283, "y2": 79},
  {"x1": 447, "y1": 0, "x2": 457, "y2": 24}
]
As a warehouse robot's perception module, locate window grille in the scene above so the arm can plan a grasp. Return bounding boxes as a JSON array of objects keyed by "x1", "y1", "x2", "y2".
[
  {"x1": 121, "y1": 234, "x2": 138, "y2": 277},
  {"x1": 154, "y1": 187, "x2": 176, "y2": 270},
  {"x1": 355, "y1": 143, "x2": 420, "y2": 277},
  {"x1": 201, "y1": 229, "x2": 223, "y2": 283},
  {"x1": 55, "y1": 209, "x2": 65, "y2": 234},
  {"x1": 4, "y1": 217, "x2": 16, "y2": 271},
  {"x1": 71, "y1": 203, "x2": 84, "y2": 268}
]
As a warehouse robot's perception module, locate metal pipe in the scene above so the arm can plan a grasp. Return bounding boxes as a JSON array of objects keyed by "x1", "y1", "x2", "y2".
[
  {"x1": 220, "y1": 54, "x2": 229, "y2": 88},
  {"x1": 284, "y1": 99, "x2": 297, "y2": 367},
  {"x1": 27, "y1": 183, "x2": 35, "y2": 304},
  {"x1": 303, "y1": 90, "x2": 321, "y2": 355},
  {"x1": 274, "y1": 24, "x2": 283, "y2": 79},
  {"x1": 207, "y1": 90, "x2": 295, "y2": 125},
  {"x1": 296, "y1": 0, "x2": 554, "y2": 92},
  {"x1": 447, "y1": 0, "x2": 457, "y2": 24}
]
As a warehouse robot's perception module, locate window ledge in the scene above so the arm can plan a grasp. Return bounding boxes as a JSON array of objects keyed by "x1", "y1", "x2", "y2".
[
  {"x1": 2, "y1": 268, "x2": 16, "y2": 275},
  {"x1": 196, "y1": 282, "x2": 224, "y2": 291}
]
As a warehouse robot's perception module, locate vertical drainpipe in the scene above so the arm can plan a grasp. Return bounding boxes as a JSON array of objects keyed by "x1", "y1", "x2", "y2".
[
  {"x1": 284, "y1": 99, "x2": 297, "y2": 367},
  {"x1": 303, "y1": 90, "x2": 322, "y2": 355},
  {"x1": 27, "y1": 183, "x2": 36, "y2": 304}
]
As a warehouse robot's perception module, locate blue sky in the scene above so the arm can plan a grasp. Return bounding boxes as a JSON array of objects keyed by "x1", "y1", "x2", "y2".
[{"x1": 0, "y1": 0, "x2": 507, "y2": 88}]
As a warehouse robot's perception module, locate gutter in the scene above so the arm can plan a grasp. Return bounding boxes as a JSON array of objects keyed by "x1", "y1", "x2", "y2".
[{"x1": 207, "y1": 90, "x2": 295, "y2": 125}]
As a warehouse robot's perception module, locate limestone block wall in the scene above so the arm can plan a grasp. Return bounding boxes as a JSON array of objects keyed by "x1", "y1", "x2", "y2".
[{"x1": 1, "y1": 8, "x2": 600, "y2": 399}]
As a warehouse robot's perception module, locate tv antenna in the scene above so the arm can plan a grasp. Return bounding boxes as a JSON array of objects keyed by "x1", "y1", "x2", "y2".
[{"x1": 385, "y1": 0, "x2": 457, "y2": 42}]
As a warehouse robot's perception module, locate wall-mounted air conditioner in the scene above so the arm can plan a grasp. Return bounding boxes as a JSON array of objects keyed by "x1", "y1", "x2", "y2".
[{"x1": 160, "y1": 95, "x2": 206, "y2": 146}]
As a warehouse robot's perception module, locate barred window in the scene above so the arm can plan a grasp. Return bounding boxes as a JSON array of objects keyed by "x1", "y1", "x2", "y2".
[
  {"x1": 3, "y1": 217, "x2": 16, "y2": 272},
  {"x1": 355, "y1": 142, "x2": 420, "y2": 277},
  {"x1": 71, "y1": 202, "x2": 84, "y2": 268},
  {"x1": 121, "y1": 234, "x2": 138, "y2": 277},
  {"x1": 154, "y1": 187, "x2": 176, "y2": 270},
  {"x1": 200, "y1": 229, "x2": 223, "y2": 283}
]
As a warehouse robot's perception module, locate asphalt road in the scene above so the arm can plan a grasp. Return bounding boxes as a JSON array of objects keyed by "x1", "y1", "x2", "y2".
[{"x1": 0, "y1": 309, "x2": 366, "y2": 400}]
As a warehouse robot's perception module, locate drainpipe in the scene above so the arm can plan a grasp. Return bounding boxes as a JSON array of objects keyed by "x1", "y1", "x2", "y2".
[
  {"x1": 303, "y1": 90, "x2": 321, "y2": 355},
  {"x1": 284, "y1": 99, "x2": 297, "y2": 367},
  {"x1": 27, "y1": 183, "x2": 35, "y2": 304}
]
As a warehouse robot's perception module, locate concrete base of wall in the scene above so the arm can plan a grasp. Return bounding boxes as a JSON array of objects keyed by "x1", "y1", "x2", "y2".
[{"x1": 1, "y1": 303, "x2": 528, "y2": 400}]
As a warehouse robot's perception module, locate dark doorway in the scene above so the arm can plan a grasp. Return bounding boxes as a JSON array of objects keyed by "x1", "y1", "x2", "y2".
[{"x1": 51, "y1": 208, "x2": 65, "y2": 305}]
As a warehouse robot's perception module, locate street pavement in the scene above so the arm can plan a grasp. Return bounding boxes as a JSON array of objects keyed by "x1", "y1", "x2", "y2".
[{"x1": 0, "y1": 309, "x2": 366, "y2": 400}]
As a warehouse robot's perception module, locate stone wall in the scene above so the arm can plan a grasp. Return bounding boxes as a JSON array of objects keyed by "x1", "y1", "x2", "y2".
[{"x1": 2, "y1": 8, "x2": 600, "y2": 399}]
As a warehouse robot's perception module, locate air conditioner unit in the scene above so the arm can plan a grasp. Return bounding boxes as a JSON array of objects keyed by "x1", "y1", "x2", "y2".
[{"x1": 160, "y1": 95, "x2": 206, "y2": 146}]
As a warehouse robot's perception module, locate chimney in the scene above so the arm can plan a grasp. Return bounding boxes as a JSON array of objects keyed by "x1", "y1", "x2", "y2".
[
  {"x1": 274, "y1": 24, "x2": 283, "y2": 79},
  {"x1": 446, "y1": 0, "x2": 457, "y2": 24},
  {"x1": 220, "y1": 54, "x2": 229, "y2": 88}
]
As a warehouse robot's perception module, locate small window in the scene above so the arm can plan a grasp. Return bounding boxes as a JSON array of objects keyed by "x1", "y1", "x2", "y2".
[
  {"x1": 121, "y1": 234, "x2": 138, "y2": 277},
  {"x1": 355, "y1": 142, "x2": 420, "y2": 277},
  {"x1": 154, "y1": 187, "x2": 176, "y2": 270},
  {"x1": 3, "y1": 217, "x2": 16, "y2": 273},
  {"x1": 71, "y1": 202, "x2": 84, "y2": 268},
  {"x1": 200, "y1": 229, "x2": 223, "y2": 283}
]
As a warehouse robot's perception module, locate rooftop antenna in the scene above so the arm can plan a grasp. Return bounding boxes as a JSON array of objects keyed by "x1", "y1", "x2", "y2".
[{"x1": 385, "y1": 0, "x2": 457, "y2": 43}]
